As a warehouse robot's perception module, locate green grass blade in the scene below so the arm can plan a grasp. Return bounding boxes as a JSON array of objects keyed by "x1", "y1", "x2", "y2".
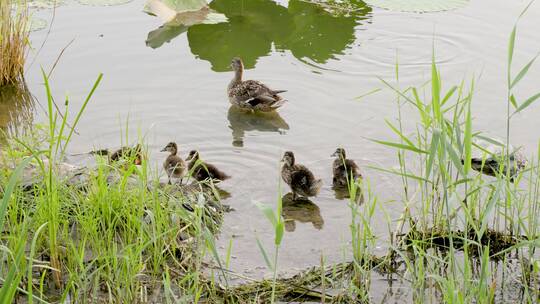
[
  {"x1": 464, "y1": 102, "x2": 472, "y2": 174},
  {"x1": 508, "y1": 25, "x2": 517, "y2": 85},
  {"x1": 62, "y1": 73, "x2": 103, "y2": 155},
  {"x1": 425, "y1": 130, "x2": 440, "y2": 179},
  {"x1": 369, "y1": 166, "x2": 433, "y2": 184},
  {"x1": 515, "y1": 91, "x2": 540, "y2": 113},
  {"x1": 519, "y1": 0, "x2": 535, "y2": 18},
  {"x1": 372, "y1": 139, "x2": 428, "y2": 154},
  {"x1": 0, "y1": 156, "x2": 34, "y2": 229},
  {"x1": 510, "y1": 94, "x2": 518, "y2": 108},
  {"x1": 431, "y1": 53, "x2": 441, "y2": 121},
  {"x1": 0, "y1": 231, "x2": 27, "y2": 303},
  {"x1": 254, "y1": 201, "x2": 277, "y2": 228},
  {"x1": 385, "y1": 119, "x2": 416, "y2": 148},
  {"x1": 510, "y1": 53, "x2": 539, "y2": 89},
  {"x1": 441, "y1": 85, "x2": 458, "y2": 105},
  {"x1": 275, "y1": 221, "x2": 284, "y2": 246},
  {"x1": 27, "y1": 222, "x2": 48, "y2": 303},
  {"x1": 255, "y1": 236, "x2": 273, "y2": 271},
  {"x1": 444, "y1": 135, "x2": 464, "y2": 176}
]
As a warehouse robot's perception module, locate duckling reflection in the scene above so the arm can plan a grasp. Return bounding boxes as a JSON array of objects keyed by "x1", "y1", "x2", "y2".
[
  {"x1": 281, "y1": 192, "x2": 324, "y2": 232},
  {"x1": 227, "y1": 105, "x2": 289, "y2": 147},
  {"x1": 332, "y1": 183, "x2": 364, "y2": 204}
]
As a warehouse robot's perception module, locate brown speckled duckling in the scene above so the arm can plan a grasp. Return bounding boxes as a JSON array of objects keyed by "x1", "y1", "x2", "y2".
[
  {"x1": 161, "y1": 142, "x2": 186, "y2": 184},
  {"x1": 186, "y1": 150, "x2": 230, "y2": 183},
  {"x1": 281, "y1": 151, "x2": 322, "y2": 200},
  {"x1": 92, "y1": 144, "x2": 144, "y2": 165},
  {"x1": 332, "y1": 148, "x2": 361, "y2": 187},
  {"x1": 227, "y1": 57, "x2": 287, "y2": 112}
]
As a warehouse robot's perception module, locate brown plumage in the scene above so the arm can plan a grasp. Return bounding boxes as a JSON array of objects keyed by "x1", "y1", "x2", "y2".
[
  {"x1": 186, "y1": 150, "x2": 230, "y2": 183},
  {"x1": 281, "y1": 151, "x2": 322, "y2": 200},
  {"x1": 227, "y1": 57, "x2": 287, "y2": 112},
  {"x1": 332, "y1": 148, "x2": 361, "y2": 187},
  {"x1": 161, "y1": 142, "x2": 186, "y2": 184},
  {"x1": 93, "y1": 144, "x2": 144, "y2": 165}
]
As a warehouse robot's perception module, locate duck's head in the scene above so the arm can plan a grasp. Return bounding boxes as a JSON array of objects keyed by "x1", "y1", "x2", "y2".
[
  {"x1": 282, "y1": 151, "x2": 295, "y2": 166},
  {"x1": 186, "y1": 150, "x2": 199, "y2": 162},
  {"x1": 332, "y1": 147, "x2": 346, "y2": 159},
  {"x1": 161, "y1": 142, "x2": 178, "y2": 154},
  {"x1": 231, "y1": 57, "x2": 244, "y2": 72}
]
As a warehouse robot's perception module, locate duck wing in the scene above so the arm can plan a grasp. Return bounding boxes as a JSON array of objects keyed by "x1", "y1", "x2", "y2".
[
  {"x1": 290, "y1": 165, "x2": 321, "y2": 196},
  {"x1": 230, "y1": 80, "x2": 287, "y2": 111}
]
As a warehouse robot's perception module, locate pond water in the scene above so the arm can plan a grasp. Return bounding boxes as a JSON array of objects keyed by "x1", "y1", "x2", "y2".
[{"x1": 4, "y1": 0, "x2": 540, "y2": 300}]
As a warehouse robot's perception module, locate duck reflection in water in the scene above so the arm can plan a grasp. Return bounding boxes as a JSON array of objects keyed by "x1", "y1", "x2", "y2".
[
  {"x1": 281, "y1": 192, "x2": 324, "y2": 232},
  {"x1": 227, "y1": 105, "x2": 289, "y2": 147},
  {"x1": 332, "y1": 183, "x2": 364, "y2": 204}
]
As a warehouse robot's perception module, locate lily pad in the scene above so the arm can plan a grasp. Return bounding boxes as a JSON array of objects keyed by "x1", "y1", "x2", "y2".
[
  {"x1": 146, "y1": 8, "x2": 225, "y2": 48},
  {"x1": 77, "y1": 0, "x2": 133, "y2": 6},
  {"x1": 28, "y1": 0, "x2": 64, "y2": 9},
  {"x1": 364, "y1": 0, "x2": 468, "y2": 12},
  {"x1": 29, "y1": 16, "x2": 48, "y2": 32},
  {"x1": 143, "y1": 0, "x2": 207, "y2": 18},
  {"x1": 145, "y1": 0, "x2": 227, "y2": 48}
]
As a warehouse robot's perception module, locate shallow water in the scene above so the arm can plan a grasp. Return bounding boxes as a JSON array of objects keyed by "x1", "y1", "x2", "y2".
[{"x1": 5, "y1": 0, "x2": 540, "y2": 295}]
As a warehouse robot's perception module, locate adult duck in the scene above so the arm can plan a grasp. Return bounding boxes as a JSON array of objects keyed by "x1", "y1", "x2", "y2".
[{"x1": 227, "y1": 57, "x2": 287, "y2": 112}]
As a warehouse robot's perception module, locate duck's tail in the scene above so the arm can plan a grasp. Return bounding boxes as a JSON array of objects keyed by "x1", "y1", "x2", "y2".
[
  {"x1": 272, "y1": 89, "x2": 287, "y2": 95},
  {"x1": 270, "y1": 98, "x2": 287, "y2": 109},
  {"x1": 217, "y1": 171, "x2": 231, "y2": 181},
  {"x1": 309, "y1": 179, "x2": 323, "y2": 196}
]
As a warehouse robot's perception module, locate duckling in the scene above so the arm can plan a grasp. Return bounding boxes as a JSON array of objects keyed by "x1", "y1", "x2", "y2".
[
  {"x1": 161, "y1": 142, "x2": 186, "y2": 184},
  {"x1": 92, "y1": 144, "x2": 144, "y2": 165},
  {"x1": 281, "y1": 151, "x2": 322, "y2": 200},
  {"x1": 228, "y1": 57, "x2": 287, "y2": 112},
  {"x1": 469, "y1": 150, "x2": 526, "y2": 182},
  {"x1": 186, "y1": 150, "x2": 230, "y2": 183},
  {"x1": 332, "y1": 147, "x2": 362, "y2": 187}
]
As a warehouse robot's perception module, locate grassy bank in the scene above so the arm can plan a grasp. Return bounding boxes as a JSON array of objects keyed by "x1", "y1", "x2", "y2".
[
  {"x1": 0, "y1": 0, "x2": 30, "y2": 86},
  {"x1": 0, "y1": 73, "x2": 231, "y2": 303}
]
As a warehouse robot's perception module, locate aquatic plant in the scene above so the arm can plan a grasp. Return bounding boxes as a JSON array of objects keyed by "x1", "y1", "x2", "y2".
[
  {"x1": 362, "y1": 5, "x2": 540, "y2": 301},
  {"x1": 0, "y1": 0, "x2": 30, "y2": 86}
]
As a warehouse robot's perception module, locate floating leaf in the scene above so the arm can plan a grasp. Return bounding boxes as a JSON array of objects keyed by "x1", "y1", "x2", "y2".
[
  {"x1": 29, "y1": 16, "x2": 47, "y2": 32},
  {"x1": 28, "y1": 0, "x2": 64, "y2": 9},
  {"x1": 364, "y1": 0, "x2": 468, "y2": 12},
  {"x1": 77, "y1": 0, "x2": 133, "y2": 6},
  {"x1": 145, "y1": 0, "x2": 226, "y2": 48},
  {"x1": 143, "y1": 0, "x2": 207, "y2": 17}
]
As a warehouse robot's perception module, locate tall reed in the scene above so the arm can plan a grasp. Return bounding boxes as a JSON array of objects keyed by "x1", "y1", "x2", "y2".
[{"x1": 0, "y1": 0, "x2": 29, "y2": 86}]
